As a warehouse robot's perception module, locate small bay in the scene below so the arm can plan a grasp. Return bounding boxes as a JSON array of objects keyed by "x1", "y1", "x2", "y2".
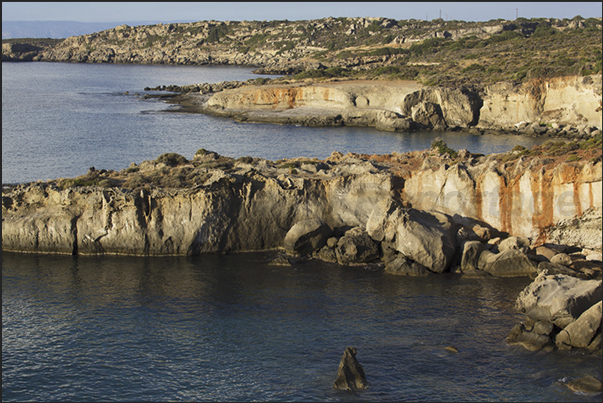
[{"x1": 2, "y1": 62, "x2": 547, "y2": 185}]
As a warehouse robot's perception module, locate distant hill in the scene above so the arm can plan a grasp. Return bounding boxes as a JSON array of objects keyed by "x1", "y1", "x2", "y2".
[
  {"x1": 3, "y1": 16, "x2": 601, "y2": 89},
  {"x1": 2, "y1": 20, "x2": 195, "y2": 39}
]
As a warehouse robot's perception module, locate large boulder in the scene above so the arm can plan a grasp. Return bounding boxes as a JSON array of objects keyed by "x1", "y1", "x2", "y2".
[
  {"x1": 555, "y1": 301, "x2": 602, "y2": 350},
  {"x1": 515, "y1": 272, "x2": 602, "y2": 328},
  {"x1": 284, "y1": 219, "x2": 332, "y2": 256},
  {"x1": 478, "y1": 249, "x2": 537, "y2": 277},
  {"x1": 498, "y1": 236, "x2": 530, "y2": 254},
  {"x1": 367, "y1": 200, "x2": 457, "y2": 273},
  {"x1": 411, "y1": 101, "x2": 447, "y2": 129},
  {"x1": 460, "y1": 240, "x2": 488, "y2": 272},
  {"x1": 550, "y1": 253, "x2": 572, "y2": 267},
  {"x1": 335, "y1": 227, "x2": 380, "y2": 265}
]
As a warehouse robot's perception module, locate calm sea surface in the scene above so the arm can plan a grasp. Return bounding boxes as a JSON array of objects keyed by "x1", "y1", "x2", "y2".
[
  {"x1": 2, "y1": 62, "x2": 600, "y2": 402},
  {"x1": 2, "y1": 61, "x2": 548, "y2": 185}
]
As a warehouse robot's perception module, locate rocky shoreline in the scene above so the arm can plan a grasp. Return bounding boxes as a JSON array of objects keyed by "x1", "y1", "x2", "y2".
[
  {"x1": 147, "y1": 74, "x2": 602, "y2": 140},
  {"x1": 2, "y1": 143, "x2": 602, "y2": 391}
]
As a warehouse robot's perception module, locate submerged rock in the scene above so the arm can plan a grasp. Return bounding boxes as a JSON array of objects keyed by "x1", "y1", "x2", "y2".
[{"x1": 563, "y1": 375, "x2": 603, "y2": 394}]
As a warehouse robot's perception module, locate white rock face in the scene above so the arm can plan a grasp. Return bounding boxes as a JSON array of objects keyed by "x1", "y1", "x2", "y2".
[
  {"x1": 479, "y1": 75, "x2": 602, "y2": 130},
  {"x1": 402, "y1": 157, "x2": 602, "y2": 241}
]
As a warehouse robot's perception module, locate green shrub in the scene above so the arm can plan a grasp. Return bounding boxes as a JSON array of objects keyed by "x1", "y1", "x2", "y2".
[
  {"x1": 532, "y1": 25, "x2": 557, "y2": 37},
  {"x1": 156, "y1": 153, "x2": 188, "y2": 167},
  {"x1": 431, "y1": 138, "x2": 458, "y2": 158},
  {"x1": 206, "y1": 24, "x2": 229, "y2": 43}
]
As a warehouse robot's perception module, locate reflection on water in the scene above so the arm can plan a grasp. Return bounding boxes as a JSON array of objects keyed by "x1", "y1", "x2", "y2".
[{"x1": 3, "y1": 251, "x2": 601, "y2": 402}]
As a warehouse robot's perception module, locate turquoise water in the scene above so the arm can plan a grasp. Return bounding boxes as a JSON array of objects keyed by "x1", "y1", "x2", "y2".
[{"x1": 2, "y1": 62, "x2": 599, "y2": 402}]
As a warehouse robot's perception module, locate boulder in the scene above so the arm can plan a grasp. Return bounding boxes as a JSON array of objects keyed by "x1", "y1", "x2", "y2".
[
  {"x1": 550, "y1": 253, "x2": 572, "y2": 267},
  {"x1": 555, "y1": 301, "x2": 602, "y2": 350},
  {"x1": 515, "y1": 272, "x2": 602, "y2": 328},
  {"x1": 335, "y1": 227, "x2": 380, "y2": 265},
  {"x1": 537, "y1": 261, "x2": 585, "y2": 278},
  {"x1": 333, "y1": 347, "x2": 368, "y2": 391},
  {"x1": 367, "y1": 200, "x2": 457, "y2": 272},
  {"x1": 535, "y1": 245, "x2": 557, "y2": 261},
  {"x1": 394, "y1": 209, "x2": 457, "y2": 272},
  {"x1": 479, "y1": 249, "x2": 537, "y2": 277},
  {"x1": 385, "y1": 254, "x2": 433, "y2": 277},
  {"x1": 314, "y1": 245, "x2": 338, "y2": 263},
  {"x1": 284, "y1": 219, "x2": 332, "y2": 256},
  {"x1": 411, "y1": 101, "x2": 447, "y2": 129},
  {"x1": 498, "y1": 236, "x2": 531, "y2": 254},
  {"x1": 586, "y1": 251, "x2": 603, "y2": 262},
  {"x1": 460, "y1": 240, "x2": 487, "y2": 272},
  {"x1": 506, "y1": 318, "x2": 555, "y2": 351},
  {"x1": 457, "y1": 224, "x2": 491, "y2": 244}
]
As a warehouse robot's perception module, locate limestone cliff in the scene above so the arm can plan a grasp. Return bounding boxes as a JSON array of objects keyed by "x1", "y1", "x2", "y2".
[
  {"x1": 198, "y1": 75, "x2": 602, "y2": 134},
  {"x1": 478, "y1": 75, "x2": 603, "y2": 130},
  {"x1": 3, "y1": 143, "x2": 601, "y2": 257},
  {"x1": 401, "y1": 151, "x2": 602, "y2": 245},
  {"x1": 2, "y1": 158, "x2": 392, "y2": 255}
]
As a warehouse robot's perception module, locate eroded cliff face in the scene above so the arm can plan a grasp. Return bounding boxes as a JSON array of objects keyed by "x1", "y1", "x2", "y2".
[
  {"x1": 201, "y1": 75, "x2": 602, "y2": 133},
  {"x1": 479, "y1": 75, "x2": 603, "y2": 130},
  {"x1": 203, "y1": 80, "x2": 483, "y2": 131},
  {"x1": 2, "y1": 167, "x2": 393, "y2": 255},
  {"x1": 402, "y1": 154, "x2": 602, "y2": 246},
  {"x1": 2, "y1": 145, "x2": 601, "y2": 256}
]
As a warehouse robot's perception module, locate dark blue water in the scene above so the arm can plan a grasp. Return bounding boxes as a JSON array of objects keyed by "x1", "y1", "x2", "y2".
[
  {"x1": 2, "y1": 62, "x2": 599, "y2": 402},
  {"x1": 3, "y1": 251, "x2": 601, "y2": 402},
  {"x1": 2, "y1": 62, "x2": 548, "y2": 185}
]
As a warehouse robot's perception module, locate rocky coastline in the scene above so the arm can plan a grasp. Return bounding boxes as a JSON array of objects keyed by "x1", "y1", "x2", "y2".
[
  {"x1": 3, "y1": 141, "x2": 602, "y2": 361},
  {"x1": 147, "y1": 74, "x2": 602, "y2": 140},
  {"x1": 3, "y1": 15, "x2": 602, "y2": 395},
  {"x1": 2, "y1": 144, "x2": 602, "y2": 395}
]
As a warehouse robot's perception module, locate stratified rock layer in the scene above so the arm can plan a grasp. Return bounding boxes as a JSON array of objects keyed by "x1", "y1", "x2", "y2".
[{"x1": 2, "y1": 147, "x2": 601, "y2": 259}]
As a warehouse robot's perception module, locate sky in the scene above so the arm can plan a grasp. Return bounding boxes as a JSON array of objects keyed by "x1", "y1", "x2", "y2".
[{"x1": 2, "y1": 1, "x2": 602, "y2": 23}]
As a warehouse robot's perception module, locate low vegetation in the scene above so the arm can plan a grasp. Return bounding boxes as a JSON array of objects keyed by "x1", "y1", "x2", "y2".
[
  {"x1": 431, "y1": 138, "x2": 458, "y2": 159},
  {"x1": 3, "y1": 16, "x2": 600, "y2": 89},
  {"x1": 499, "y1": 133, "x2": 602, "y2": 164}
]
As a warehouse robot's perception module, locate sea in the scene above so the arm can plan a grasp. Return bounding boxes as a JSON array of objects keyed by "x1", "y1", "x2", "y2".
[{"x1": 2, "y1": 62, "x2": 601, "y2": 402}]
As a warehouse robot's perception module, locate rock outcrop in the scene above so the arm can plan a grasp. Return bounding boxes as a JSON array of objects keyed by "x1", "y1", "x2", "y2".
[
  {"x1": 198, "y1": 76, "x2": 602, "y2": 134},
  {"x1": 333, "y1": 347, "x2": 368, "y2": 391},
  {"x1": 479, "y1": 76, "x2": 603, "y2": 131},
  {"x1": 2, "y1": 146, "x2": 601, "y2": 279}
]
